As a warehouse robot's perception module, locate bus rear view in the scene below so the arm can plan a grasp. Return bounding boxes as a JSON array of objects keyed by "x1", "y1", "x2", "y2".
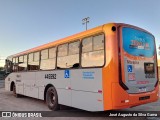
[
  {"x1": 111, "y1": 25, "x2": 159, "y2": 109},
  {"x1": 4, "y1": 23, "x2": 159, "y2": 111}
]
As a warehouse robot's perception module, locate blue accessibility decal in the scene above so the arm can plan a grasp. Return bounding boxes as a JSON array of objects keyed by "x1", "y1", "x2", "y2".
[
  {"x1": 127, "y1": 65, "x2": 133, "y2": 72},
  {"x1": 64, "y1": 70, "x2": 70, "y2": 78}
]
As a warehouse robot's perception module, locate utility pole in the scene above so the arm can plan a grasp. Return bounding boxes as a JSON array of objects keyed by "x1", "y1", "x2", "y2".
[{"x1": 82, "y1": 17, "x2": 90, "y2": 30}]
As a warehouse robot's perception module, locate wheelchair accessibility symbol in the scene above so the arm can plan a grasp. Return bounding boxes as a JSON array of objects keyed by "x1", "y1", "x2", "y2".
[
  {"x1": 64, "y1": 70, "x2": 70, "y2": 78},
  {"x1": 127, "y1": 65, "x2": 132, "y2": 72}
]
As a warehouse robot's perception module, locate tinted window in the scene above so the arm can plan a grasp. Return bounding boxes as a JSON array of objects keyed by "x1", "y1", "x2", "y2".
[{"x1": 122, "y1": 27, "x2": 155, "y2": 57}]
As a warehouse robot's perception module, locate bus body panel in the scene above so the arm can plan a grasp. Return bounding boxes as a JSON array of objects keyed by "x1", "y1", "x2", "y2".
[
  {"x1": 72, "y1": 90, "x2": 103, "y2": 111},
  {"x1": 22, "y1": 72, "x2": 39, "y2": 98},
  {"x1": 111, "y1": 82, "x2": 158, "y2": 109},
  {"x1": 5, "y1": 80, "x2": 10, "y2": 91},
  {"x1": 71, "y1": 68, "x2": 103, "y2": 111},
  {"x1": 121, "y1": 27, "x2": 157, "y2": 94},
  {"x1": 5, "y1": 73, "x2": 17, "y2": 91},
  {"x1": 5, "y1": 23, "x2": 159, "y2": 111},
  {"x1": 102, "y1": 23, "x2": 159, "y2": 110},
  {"x1": 102, "y1": 23, "x2": 119, "y2": 110},
  {"x1": 5, "y1": 68, "x2": 104, "y2": 111},
  {"x1": 124, "y1": 57, "x2": 157, "y2": 93}
]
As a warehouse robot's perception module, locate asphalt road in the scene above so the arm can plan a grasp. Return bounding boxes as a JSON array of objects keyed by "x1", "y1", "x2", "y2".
[{"x1": 0, "y1": 80, "x2": 160, "y2": 120}]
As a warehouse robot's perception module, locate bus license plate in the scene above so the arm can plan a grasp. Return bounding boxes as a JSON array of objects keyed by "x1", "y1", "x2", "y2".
[{"x1": 139, "y1": 87, "x2": 146, "y2": 92}]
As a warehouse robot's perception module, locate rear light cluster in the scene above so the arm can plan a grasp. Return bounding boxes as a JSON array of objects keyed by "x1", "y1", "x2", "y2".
[{"x1": 121, "y1": 100, "x2": 129, "y2": 103}]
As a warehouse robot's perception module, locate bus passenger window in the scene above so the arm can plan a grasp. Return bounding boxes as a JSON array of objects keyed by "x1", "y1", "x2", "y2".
[
  {"x1": 58, "y1": 44, "x2": 68, "y2": 57},
  {"x1": 57, "y1": 43, "x2": 68, "y2": 69},
  {"x1": 40, "y1": 47, "x2": 56, "y2": 70},
  {"x1": 49, "y1": 47, "x2": 56, "y2": 58},
  {"x1": 82, "y1": 34, "x2": 105, "y2": 67},
  {"x1": 93, "y1": 34, "x2": 104, "y2": 50},
  {"x1": 18, "y1": 55, "x2": 27, "y2": 71},
  {"x1": 57, "y1": 41, "x2": 80, "y2": 69},
  {"x1": 12, "y1": 57, "x2": 18, "y2": 72},
  {"x1": 28, "y1": 52, "x2": 40, "y2": 71},
  {"x1": 5, "y1": 57, "x2": 13, "y2": 73},
  {"x1": 82, "y1": 37, "x2": 92, "y2": 53},
  {"x1": 18, "y1": 56, "x2": 24, "y2": 71},
  {"x1": 41, "y1": 49, "x2": 48, "y2": 60},
  {"x1": 68, "y1": 41, "x2": 80, "y2": 68}
]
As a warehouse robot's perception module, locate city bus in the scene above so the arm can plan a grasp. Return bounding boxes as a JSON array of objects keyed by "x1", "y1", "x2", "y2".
[{"x1": 5, "y1": 23, "x2": 159, "y2": 111}]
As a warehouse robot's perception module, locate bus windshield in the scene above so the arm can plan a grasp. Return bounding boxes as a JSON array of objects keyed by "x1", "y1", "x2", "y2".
[{"x1": 122, "y1": 27, "x2": 155, "y2": 57}]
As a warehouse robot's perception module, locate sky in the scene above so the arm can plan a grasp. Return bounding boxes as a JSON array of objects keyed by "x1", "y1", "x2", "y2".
[{"x1": 0, "y1": 0, "x2": 160, "y2": 67}]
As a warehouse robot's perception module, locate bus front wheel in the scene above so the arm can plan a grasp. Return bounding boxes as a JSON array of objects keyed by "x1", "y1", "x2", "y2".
[
  {"x1": 12, "y1": 83, "x2": 20, "y2": 98},
  {"x1": 46, "y1": 86, "x2": 59, "y2": 111}
]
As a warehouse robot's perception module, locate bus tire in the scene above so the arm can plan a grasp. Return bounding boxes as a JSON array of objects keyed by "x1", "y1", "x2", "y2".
[
  {"x1": 13, "y1": 83, "x2": 20, "y2": 98},
  {"x1": 46, "y1": 86, "x2": 59, "y2": 111}
]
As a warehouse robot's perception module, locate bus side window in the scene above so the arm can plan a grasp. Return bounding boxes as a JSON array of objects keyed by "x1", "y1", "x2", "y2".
[
  {"x1": 40, "y1": 49, "x2": 49, "y2": 70},
  {"x1": 57, "y1": 43, "x2": 68, "y2": 69},
  {"x1": 28, "y1": 53, "x2": 33, "y2": 71},
  {"x1": 5, "y1": 57, "x2": 13, "y2": 73},
  {"x1": 48, "y1": 47, "x2": 56, "y2": 69},
  {"x1": 28, "y1": 52, "x2": 40, "y2": 71},
  {"x1": 13, "y1": 57, "x2": 18, "y2": 72},
  {"x1": 82, "y1": 34, "x2": 105, "y2": 67},
  {"x1": 68, "y1": 41, "x2": 80, "y2": 68},
  {"x1": 18, "y1": 56, "x2": 24, "y2": 71},
  {"x1": 18, "y1": 55, "x2": 27, "y2": 71},
  {"x1": 57, "y1": 40, "x2": 80, "y2": 69},
  {"x1": 23, "y1": 55, "x2": 28, "y2": 71},
  {"x1": 40, "y1": 47, "x2": 56, "y2": 70}
]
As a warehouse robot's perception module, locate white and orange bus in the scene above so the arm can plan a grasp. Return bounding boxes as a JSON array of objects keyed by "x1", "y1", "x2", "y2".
[{"x1": 5, "y1": 23, "x2": 159, "y2": 111}]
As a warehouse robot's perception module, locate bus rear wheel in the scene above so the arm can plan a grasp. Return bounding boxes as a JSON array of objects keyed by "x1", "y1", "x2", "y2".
[{"x1": 46, "y1": 86, "x2": 59, "y2": 111}]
